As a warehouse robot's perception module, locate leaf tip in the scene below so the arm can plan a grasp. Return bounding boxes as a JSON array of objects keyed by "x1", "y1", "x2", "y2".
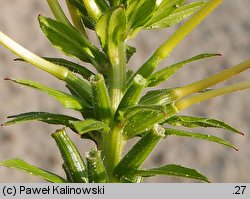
[
  {"x1": 234, "y1": 147, "x2": 239, "y2": 151},
  {"x1": 240, "y1": 132, "x2": 245, "y2": 136},
  {"x1": 13, "y1": 58, "x2": 22, "y2": 62},
  {"x1": 4, "y1": 77, "x2": 11, "y2": 81}
]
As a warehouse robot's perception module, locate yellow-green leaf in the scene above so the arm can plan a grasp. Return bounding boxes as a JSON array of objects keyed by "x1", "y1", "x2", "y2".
[{"x1": 0, "y1": 159, "x2": 67, "y2": 183}]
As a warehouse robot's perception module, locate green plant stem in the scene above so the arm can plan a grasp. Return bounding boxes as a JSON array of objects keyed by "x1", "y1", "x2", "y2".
[
  {"x1": 173, "y1": 59, "x2": 250, "y2": 99},
  {"x1": 175, "y1": 81, "x2": 250, "y2": 111},
  {"x1": 47, "y1": 0, "x2": 71, "y2": 26},
  {"x1": 66, "y1": 0, "x2": 88, "y2": 37},
  {"x1": 0, "y1": 31, "x2": 68, "y2": 80},
  {"x1": 109, "y1": 43, "x2": 126, "y2": 114},
  {"x1": 136, "y1": 0, "x2": 223, "y2": 78},
  {"x1": 101, "y1": 124, "x2": 125, "y2": 182},
  {"x1": 115, "y1": 124, "x2": 165, "y2": 180}
]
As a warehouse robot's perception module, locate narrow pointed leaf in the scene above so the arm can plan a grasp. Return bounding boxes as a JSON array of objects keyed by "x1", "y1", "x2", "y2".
[
  {"x1": 126, "y1": 0, "x2": 156, "y2": 38},
  {"x1": 139, "y1": 89, "x2": 173, "y2": 105},
  {"x1": 118, "y1": 74, "x2": 147, "y2": 110},
  {"x1": 147, "y1": 53, "x2": 221, "y2": 87},
  {"x1": 146, "y1": 0, "x2": 185, "y2": 27},
  {"x1": 164, "y1": 115, "x2": 243, "y2": 135},
  {"x1": 66, "y1": 0, "x2": 88, "y2": 37},
  {"x1": 6, "y1": 78, "x2": 89, "y2": 111},
  {"x1": 39, "y1": 15, "x2": 106, "y2": 70},
  {"x1": 136, "y1": 164, "x2": 209, "y2": 182},
  {"x1": 43, "y1": 57, "x2": 94, "y2": 80},
  {"x1": 115, "y1": 124, "x2": 165, "y2": 180},
  {"x1": 52, "y1": 129, "x2": 88, "y2": 182},
  {"x1": 96, "y1": 7, "x2": 127, "y2": 63},
  {"x1": 118, "y1": 105, "x2": 168, "y2": 122},
  {"x1": 86, "y1": 149, "x2": 108, "y2": 183},
  {"x1": 67, "y1": 0, "x2": 86, "y2": 15},
  {"x1": 67, "y1": 0, "x2": 95, "y2": 29},
  {"x1": 147, "y1": 1, "x2": 206, "y2": 29},
  {"x1": 3, "y1": 112, "x2": 79, "y2": 127},
  {"x1": 0, "y1": 159, "x2": 67, "y2": 183},
  {"x1": 69, "y1": 119, "x2": 109, "y2": 135},
  {"x1": 164, "y1": 128, "x2": 238, "y2": 150},
  {"x1": 123, "y1": 103, "x2": 178, "y2": 138}
]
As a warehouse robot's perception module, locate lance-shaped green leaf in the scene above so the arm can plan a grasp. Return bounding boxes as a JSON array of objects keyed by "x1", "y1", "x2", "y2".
[
  {"x1": 115, "y1": 124, "x2": 165, "y2": 180},
  {"x1": 123, "y1": 103, "x2": 178, "y2": 138},
  {"x1": 0, "y1": 159, "x2": 68, "y2": 183},
  {"x1": 136, "y1": 164, "x2": 209, "y2": 182},
  {"x1": 90, "y1": 74, "x2": 112, "y2": 122},
  {"x1": 117, "y1": 105, "x2": 168, "y2": 122},
  {"x1": 67, "y1": 0, "x2": 95, "y2": 30},
  {"x1": 139, "y1": 89, "x2": 173, "y2": 105},
  {"x1": 15, "y1": 57, "x2": 94, "y2": 80},
  {"x1": 96, "y1": 7, "x2": 127, "y2": 64},
  {"x1": 66, "y1": 0, "x2": 87, "y2": 37},
  {"x1": 39, "y1": 15, "x2": 107, "y2": 71},
  {"x1": 65, "y1": 73, "x2": 93, "y2": 103},
  {"x1": 52, "y1": 128, "x2": 88, "y2": 182},
  {"x1": 126, "y1": 0, "x2": 156, "y2": 38},
  {"x1": 47, "y1": 0, "x2": 72, "y2": 26},
  {"x1": 145, "y1": 0, "x2": 184, "y2": 29},
  {"x1": 82, "y1": 0, "x2": 108, "y2": 21},
  {"x1": 69, "y1": 119, "x2": 109, "y2": 135},
  {"x1": 147, "y1": 53, "x2": 221, "y2": 87},
  {"x1": 44, "y1": 57, "x2": 94, "y2": 79},
  {"x1": 2, "y1": 112, "x2": 80, "y2": 128},
  {"x1": 164, "y1": 115, "x2": 243, "y2": 135},
  {"x1": 118, "y1": 74, "x2": 147, "y2": 110},
  {"x1": 146, "y1": 1, "x2": 206, "y2": 29},
  {"x1": 86, "y1": 149, "x2": 108, "y2": 183},
  {"x1": 164, "y1": 128, "x2": 238, "y2": 150},
  {"x1": 5, "y1": 78, "x2": 89, "y2": 111}
]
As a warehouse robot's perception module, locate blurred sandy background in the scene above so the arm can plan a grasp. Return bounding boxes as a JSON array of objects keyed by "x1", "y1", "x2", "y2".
[{"x1": 0, "y1": 0, "x2": 249, "y2": 182}]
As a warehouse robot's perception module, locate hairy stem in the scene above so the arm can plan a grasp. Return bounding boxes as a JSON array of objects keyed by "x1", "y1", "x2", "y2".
[
  {"x1": 101, "y1": 124, "x2": 125, "y2": 182},
  {"x1": 109, "y1": 43, "x2": 126, "y2": 114}
]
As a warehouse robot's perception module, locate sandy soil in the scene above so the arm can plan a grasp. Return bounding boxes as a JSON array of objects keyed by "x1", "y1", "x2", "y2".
[{"x1": 0, "y1": 0, "x2": 250, "y2": 182}]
